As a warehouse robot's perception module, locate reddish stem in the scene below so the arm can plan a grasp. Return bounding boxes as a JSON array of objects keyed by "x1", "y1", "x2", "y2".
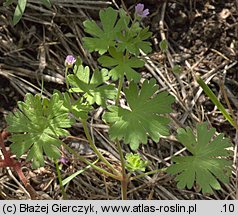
[{"x1": 0, "y1": 130, "x2": 37, "y2": 199}]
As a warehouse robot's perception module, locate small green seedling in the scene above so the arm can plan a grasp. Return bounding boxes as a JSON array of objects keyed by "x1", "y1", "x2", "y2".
[{"x1": 125, "y1": 153, "x2": 149, "y2": 172}]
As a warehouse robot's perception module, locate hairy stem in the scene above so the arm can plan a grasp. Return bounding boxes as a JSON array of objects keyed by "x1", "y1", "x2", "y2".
[
  {"x1": 62, "y1": 143, "x2": 120, "y2": 180},
  {"x1": 115, "y1": 76, "x2": 123, "y2": 106},
  {"x1": 130, "y1": 168, "x2": 167, "y2": 181},
  {"x1": 82, "y1": 120, "x2": 119, "y2": 176},
  {"x1": 115, "y1": 74, "x2": 128, "y2": 199},
  {"x1": 65, "y1": 67, "x2": 69, "y2": 90},
  {"x1": 116, "y1": 139, "x2": 128, "y2": 200}
]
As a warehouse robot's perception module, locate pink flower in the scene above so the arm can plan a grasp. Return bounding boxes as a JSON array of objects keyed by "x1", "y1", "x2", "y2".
[
  {"x1": 59, "y1": 156, "x2": 68, "y2": 165},
  {"x1": 65, "y1": 55, "x2": 76, "y2": 68},
  {"x1": 135, "y1": 3, "x2": 149, "y2": 18}
]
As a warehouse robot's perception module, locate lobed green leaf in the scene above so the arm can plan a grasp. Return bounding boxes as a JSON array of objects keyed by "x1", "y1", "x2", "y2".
[
  {"x1": 67, "y1": 63, "x2": 117, "y2": 106},
  {"x1": 103, "y1": 79, "x2": 174, "y2": 150},
  {"x1": 6, "y1": 92, "x2": 74, "y2": 168},
  {"x1": 167, "y1": 122, "x2": 232, "y2": 194},
  {"x1": 98, "y1": 47, "x2": 144, "y2": 81},
  {"x1": 83, "y1": 7, "x2": 126, "y2": 54}
]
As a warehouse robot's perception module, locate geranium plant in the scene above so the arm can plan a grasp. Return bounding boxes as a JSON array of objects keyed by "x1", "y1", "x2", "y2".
[{"x1": 3, "y1": 3, "x2": 233, "y2": 199}]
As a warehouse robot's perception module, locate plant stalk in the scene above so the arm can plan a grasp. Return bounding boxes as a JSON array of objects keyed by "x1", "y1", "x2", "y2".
[
  {"x1": 130, "y1": 168, "x2": 167, "y2": 181},
  {"x1": 115, "y1": 75, "x2": 128, "y2": 199},
  {"x1": 115, "y1": 77, "x2": 123, "y2": 105},
  {"x1": 81, "y1": 120, "x2": 119, "y2": 176},
  {"x1": 116, "y1": 139, "x2": 128, "y2": 200},
  {"x1": 65, "y1": 67, "x2": 69, "y2": 90},
  {"x1": 62, "y1": 143, "x2": 120, "y2": 180}
]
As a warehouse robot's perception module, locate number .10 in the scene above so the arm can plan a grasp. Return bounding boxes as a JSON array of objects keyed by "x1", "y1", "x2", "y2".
[{"x1": 222, "y1": 204, "x2": 234, "y2": 213}]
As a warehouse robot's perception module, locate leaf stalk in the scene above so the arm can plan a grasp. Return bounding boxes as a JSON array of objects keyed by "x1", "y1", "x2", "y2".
[{"x1": 81, "y1": 120, "x2": 120, "y2": 176}]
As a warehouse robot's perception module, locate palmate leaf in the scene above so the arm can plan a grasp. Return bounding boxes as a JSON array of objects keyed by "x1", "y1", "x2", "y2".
[
  {"x1": 98, "y1": 47, "x2": 144, "y2": 81},
  {"x1": 57, "y1": 91, "x2": 92, "y2": 120},
  {"x1": 103, "y1": 79, "x2": 175, "y2": 150},
  {"x1": 6, "y1": 93, "x2": 74, "y2": 168},
  {"x1": 167, "y1": 122, "x2": 232, "y2": 194},
  {"x1": 67, "y1": 64, "x2": 117, "y2": 107},
  {"x1": 116, "y1": 25, "x2": 152, "y2": 56},
  {"x1": 82, "y1": 7, "x2": 128, "y2": 55}
]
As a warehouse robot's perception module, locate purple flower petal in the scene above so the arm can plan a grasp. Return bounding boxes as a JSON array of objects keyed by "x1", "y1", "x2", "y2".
[
  {"x1": 59, "y1": 156, "x2": 68, "y2": 165},
  {"x1": 135, "y1": 3, "x2": 144, "y2": 13},
  {"x1": 142, "y1": 9, "x2": 149, "y2": 17},
  {"x1": 135, "y1": 3, "x2": 149, "y2": 18},
  {"x1": 65, "y1": 55, "x2": 76, "y2": 68}
]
